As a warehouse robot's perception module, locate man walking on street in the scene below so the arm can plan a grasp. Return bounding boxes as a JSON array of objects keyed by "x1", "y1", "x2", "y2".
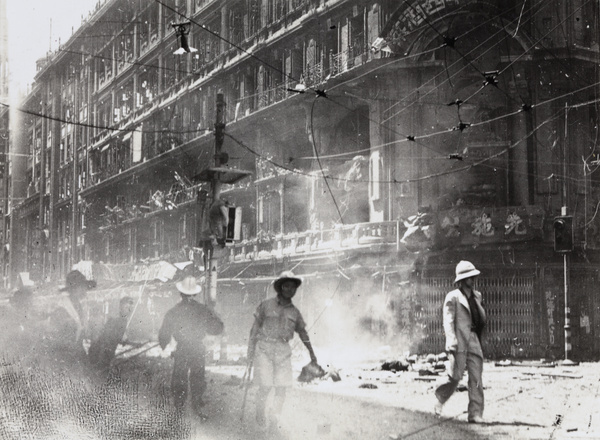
[
  {"x1": 247, "y1": 271, "x2": 319, "y2": 428},
  {"x1": 88, "y1": 296, "x2": 136, "y2": 374},
  {"x1": 158, "y1": 276, "x2": 224, "y2": 415},
  {"x1": 43, "y1": 270, "x2": 96, "y2": 370},
  {"x1": 434, "y1": 261, "x2": 486, "y2": 423}
]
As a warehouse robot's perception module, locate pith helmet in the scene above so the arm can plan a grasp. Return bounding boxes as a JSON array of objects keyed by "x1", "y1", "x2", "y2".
[
  {"x1": 176, "y1": 276, "x2": 202, "y2": 295},
  {"x1": 454, "y1": 261, "x2": 481, "y2": 283},
  {"x1": 273, "y1": 271, "x2": 302, "y2": 293}
]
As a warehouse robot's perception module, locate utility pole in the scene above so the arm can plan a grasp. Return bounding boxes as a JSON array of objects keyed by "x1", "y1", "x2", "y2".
[
  {"x1": 560, "y1": 103, "x2": 576, "y2": 366},
  {"x1": 195, "y1": 93, "x2": 250, "y2": 363},
  {"x1": 206, "y1": 93, "x2": 225, "y2": 306}
]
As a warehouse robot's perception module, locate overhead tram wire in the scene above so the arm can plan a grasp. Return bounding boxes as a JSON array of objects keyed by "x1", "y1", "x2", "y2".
[
  {"x1": 0, "y1": 101, "x2": 211, "y2": 135},
  {"x1": 375, "y1": 3, "x2": 545, "y2": 120},
  {"x1": 155, "y1": 0, "x2": 461, "y2": 162},
  {"x1": 226, "y1": 108, "x2": 583, "y2": 187},
  {"x1": 404, "y1": 0, "x2": 520, "y2": 110},
  {"x1": 223, "y1": 132, "x2": 314, "y2": 179},
  {"x1": 6, "y1": 66, "x2": 593, "y2": 174},
  {"x1": 154, "y1": 0, "x2": 307, "y2": 91},
  {"x1": 309, "y1": 96, "x2": 345, "y2": 225},
  {"x1": 386, "y1": 109, "x2": 569, "y2": 185},
  {"x1": 53, "y1": 0, "x2": 553, "y2": 164},
  {"x1": 401, "y1": 0, "x2": 588, "y2": 112},
  {"x1": 374, "y1": 0, "x2": 555, "y2": 125},
  {"x1": 295, "y1": 78, "x2": 600, "y2": 166},
  {"x1": 5, "y1": 3, "x2": 588, "y2": 209},
  {"x1": 352, "y1": 0, "x2": 584, "y2": 160},
  {"x1": 40, "y1": 2, "x2": 593, "y2": 188},
  {"x1": 495, "y1": 0, "x2": 593, "y2": 84},
  {"x1": 156, "y1": 0, "x2": 473, "y2": 174},
  {"x1": 58, "y1": 47, "x2": 196, "y2": 78},
  {"x1": 229, "y1": 93, "x2": 595, "y2": 187},
  {"x1": 352, "y1": 79, "x2": 600, "y2": 151},
  {"x1": 158, "y1": 0, "x2": 547, "y2": 165}
]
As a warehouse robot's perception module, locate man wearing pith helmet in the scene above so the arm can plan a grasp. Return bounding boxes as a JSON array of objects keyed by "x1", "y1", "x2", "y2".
[
  {"x1": 158, "y1": 275, "x2": 224, "y2": 415},
  {"x1": 247, "y1": 270, "x2": 318, "y2": 428},
  {"x1": 434, "y1": 261, "x2": 486, "y2": 423}
]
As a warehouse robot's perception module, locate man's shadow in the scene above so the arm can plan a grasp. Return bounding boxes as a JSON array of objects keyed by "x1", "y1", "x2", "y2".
[{"x1": 391, "y1": 413, "x2": 547, "y2": 440}]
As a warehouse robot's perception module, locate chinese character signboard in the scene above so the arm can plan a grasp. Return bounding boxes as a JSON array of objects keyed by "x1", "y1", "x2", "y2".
[{"x1": 401, "y1": 205, "x2": 545, "y2": 251}]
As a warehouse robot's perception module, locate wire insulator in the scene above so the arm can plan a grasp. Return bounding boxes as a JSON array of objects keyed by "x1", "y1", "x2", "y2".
[{"x1": 443, "y1": 35, "x2": 457, "y2": 48}]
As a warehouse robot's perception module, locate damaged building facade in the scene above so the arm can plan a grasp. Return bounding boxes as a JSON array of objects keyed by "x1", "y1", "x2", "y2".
[{"x1": 5, "y1": 0, "x2": 600, "y2": 360}]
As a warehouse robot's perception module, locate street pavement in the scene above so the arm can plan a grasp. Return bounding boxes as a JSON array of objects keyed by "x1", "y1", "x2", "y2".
[
  {"x1": 2, "y1": 348, "x2": 599, "y2": 440},
  {"x1": 193, "y1": 360, "x2": 600, "y2": 440}
]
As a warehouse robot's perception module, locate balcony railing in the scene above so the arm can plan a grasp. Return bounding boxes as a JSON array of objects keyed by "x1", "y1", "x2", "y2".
[
  {"x1": 97, "y1": 182, "x2": 206, "y2": 230},
  {"x1": 304, "y1": 61, "x2": 323, "y2": 88},
  {"x1": 85, "y1": 36, "x2": 375, "y2": 184},
  {"x1": 227, "y1": 221, "x2": 400, "y2": 262}
]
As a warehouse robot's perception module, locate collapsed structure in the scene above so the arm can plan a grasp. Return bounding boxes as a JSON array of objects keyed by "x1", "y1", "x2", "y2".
[{"x1": 3, "y1": 0, "x2": 600, "y2": 360}]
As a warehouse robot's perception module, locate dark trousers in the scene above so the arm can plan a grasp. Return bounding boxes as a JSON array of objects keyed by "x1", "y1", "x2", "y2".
[{"x1": 172, "y1": 352, "x2": 206, "y2": 411}]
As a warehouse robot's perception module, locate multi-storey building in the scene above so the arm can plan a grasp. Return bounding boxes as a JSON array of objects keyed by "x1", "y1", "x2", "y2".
[
  {"x1": 7, "y1": 0, "x2": 600, "y2": 360},
  {"x1": 0, "y1": 0, "x2": 9, "y2": 287}
]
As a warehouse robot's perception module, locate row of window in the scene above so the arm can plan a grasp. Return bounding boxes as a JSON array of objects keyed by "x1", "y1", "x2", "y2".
[{"x1": 24, "y1": 0, "x2": 377, "y2": 205}]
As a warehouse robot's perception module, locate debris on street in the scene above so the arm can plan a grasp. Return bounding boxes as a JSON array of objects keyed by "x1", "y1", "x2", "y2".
[
  {"x1": 494, "y1": 359, "x2": 556, "y2": 368},
  {"x1": 539, "y1": 372, "x2": 583, "y2": 379},
  {"x1": 380, "y1": 352, "x2": 447, "y2": 375}
]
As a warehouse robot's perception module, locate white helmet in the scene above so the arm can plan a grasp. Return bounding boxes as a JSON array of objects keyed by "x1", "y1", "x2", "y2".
[
  {"x1": 273, "y1": 271, "x2": 302, "y2": 293},
  {"x1": 176, "y1": 276, "x2": 202, "y2": 295},
  {"x1": 454, "y1": 261, "x2": 481, "y2": 283}
]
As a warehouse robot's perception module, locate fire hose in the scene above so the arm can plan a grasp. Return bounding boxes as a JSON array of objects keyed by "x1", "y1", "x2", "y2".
[
  {"x1": 112, "y1": 342, "x2": 160, "y2": 368},
  {"x1": 239, "y1": 358, "x2": 254, "y2": 422},
  {"x1": 113, "y1": 341, "x2": 152, "y2": 358}
]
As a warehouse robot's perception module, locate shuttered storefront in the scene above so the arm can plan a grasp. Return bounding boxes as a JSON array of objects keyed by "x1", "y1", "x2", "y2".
[{"x1": 417, "y1": 269, "x2": 538, "y2": 359}]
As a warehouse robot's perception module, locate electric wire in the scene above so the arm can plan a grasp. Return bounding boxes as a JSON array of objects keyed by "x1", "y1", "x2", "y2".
[
  {"x1": 58, "y1": 47, "x2": 197, "y2": 77},
  {"x1": 430, "y1": 0, "x2": 592, "y2": 111},
  {"x1": 47, "y1": 0, "x2": 556, "y2": 152},
  {"x1": 154, "y1": 0, "x2": 302, "y2": 89},
  {"x1": 495, "y1": 0, "x2": 593, "y2": 82},
  {"x1": 30, "y1": 1, "x2": 543, "y2": 170},
  {"x1": 153, "y1": 0, "x2": 481, "y2": 168},
  {"x1": 375, "y1": 0, "x2": 555, "y2": 124},
  {"x1": 309, "y1": 96, "x2": 345, "y2": 224},
  {"x1": 224, "y1": 109, "x2": 584, "y2": 186},
  {"x1": 294, "y1": 84, "x2": 600, "y2": 163},
  {"x1": 307, "y1": 10, "x2": 541, "y2": 164},
  {"x1": 0, "y1": 101, "x2": 211, "y2": 134},
  {"x1": 92, "y1": 101, "x2": 592, "y2": 192},
  {"x1": 9, "y1": 1, "x2": 600, "y2": 215},
  {"x1": 381, "y1": 0, "x2": 593, "y2": 132},
  {"x1": 155, "y1": 0, "x2": 461, "y2": 161},
  {"x1": 5, "y1": 73, "x2": 599, "y2": 188}
]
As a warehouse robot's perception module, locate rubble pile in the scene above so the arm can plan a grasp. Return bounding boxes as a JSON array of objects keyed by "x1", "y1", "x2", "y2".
[{"x1": 380, "y1": 353, "x2": 448, "y2": 376}]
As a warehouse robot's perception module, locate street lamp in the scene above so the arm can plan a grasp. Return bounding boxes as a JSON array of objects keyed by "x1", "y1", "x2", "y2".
[{"x1": 171, "y1": 22, "x2": 197, "y2": 55}]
